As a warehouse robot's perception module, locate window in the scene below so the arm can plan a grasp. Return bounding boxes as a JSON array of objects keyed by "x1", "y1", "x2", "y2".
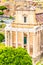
[
  {"x1": 24, "y1": 17, "x2": 26, "y2": 23},
  {"x1": 24, "y1": 37, "x2": 27, "y2": 44}
]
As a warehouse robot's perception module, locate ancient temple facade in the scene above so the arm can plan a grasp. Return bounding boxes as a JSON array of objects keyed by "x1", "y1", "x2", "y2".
[{"x1": 5, "y1": 1, "x2": 43, "y2": 62}]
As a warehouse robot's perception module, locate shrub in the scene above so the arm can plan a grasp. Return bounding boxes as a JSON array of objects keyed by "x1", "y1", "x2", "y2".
[
  {"x1": 9, "y1": 16, "x2": 13, "y2": 19},
  {"x1": 0, "y1": 6, "x2": 7, "y2": 11},
  {"x1": 0, "y1": 33, "x2": 5, "y2": 42},
  {"x1": 0, "y1": 42, "x2": 5, "y2": 49},
  {"x1": 0, "y1": 47, "x2": 32, "y2": 65},
  {"x1": 2, "y1": 23, "x2": 6, "y2": 28},
  {"x1": 0, "y1": 20, "x2": 4, "y2": 23},
  {"x1": 0, "y1": 23, "x2": 6, "y2": 28},
  {"x1": 36, "y1": 61, "x2": 43, "y2": 65},
  {"x1": 0, "y1": 6, "x2": 7, "y2": 15},
  {"x1": 0, "y1": 12, "x2": 4, "y2": 15}
]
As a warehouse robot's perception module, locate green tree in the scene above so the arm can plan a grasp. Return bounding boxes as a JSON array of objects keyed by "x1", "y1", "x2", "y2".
[
  {"x1": 0, "y1": 33, "x2": 5, "y2": 42},
  {"x1": 0, "y1": 12, "x2": 4, "y2": 15},
  {"x1": 9, "y1": 16, "x2": 13, "y2": 19},
  {"x1": 0, "y1": 6, "x2": 7, "y2": 15},
  {"x1": 0, "y1": 23, "x2": 6, "y2": 28},
  {"x1": 0, "y1": 47, "x2": 32, "y2": 65},
  {"x1": 0, "y1": 20, "x2": 4, "y2": 22},
  {"x1": 0, "y1": 6, "x2": 7, "y2": 11}
]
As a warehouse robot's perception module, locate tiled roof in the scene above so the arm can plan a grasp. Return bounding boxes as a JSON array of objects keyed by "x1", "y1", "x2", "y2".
[{"x1": 36, "y1": 13, "x2": 43, "y2": 22}]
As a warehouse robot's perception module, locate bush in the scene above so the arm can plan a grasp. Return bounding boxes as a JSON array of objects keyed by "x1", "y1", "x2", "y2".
[
  {"x1": 0, "y1": 33, "x2": 5, "y2": 42},
  {"x1": 1, "y1": 23, "x2": 6, "y2": 28},
  {"x1": 0, "y1": 6, "x2": 7, "y2": 11},
  {"x1": 0, "y1": 47, "x2": 32, "y2": 65},
  {"x1": 0, "y1": 25, "x2": 2, "y2": 28},
  {"x1": 0, "y1": 12, "x2": 4, "y2": 15},
  {"x1": 0, "y1": 23, "x2": 6, "y2": 28},
  {"x1": 0, "y1": 20, "x2": 4, "y2": 23},
  {"x1": 0, "y1": 42, "x2": 5, "y2": 49},
  {"x1": 9, "y1": 16, "x2": 13, "y2": 19},
  {"x1": 36, "y1": 60, "x2": 43, "y2": 65},
  {"x1": 0, "y1": 6, "x2": 7, "y2": 15}
]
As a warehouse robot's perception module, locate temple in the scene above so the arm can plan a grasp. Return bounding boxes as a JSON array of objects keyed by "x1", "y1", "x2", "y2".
[{"x1": 4, "y1": 0, "x2": 43, "y2": 63}]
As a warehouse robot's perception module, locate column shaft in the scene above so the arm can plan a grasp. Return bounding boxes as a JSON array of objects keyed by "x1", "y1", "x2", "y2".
[
  {"x1": 10, "y1": 31, "x2": 12, "y2": 47},
  {"x1": 16, "y1": 32, "x2": 18, "y2": 48},
  {"x1": 22, "y1": 32, "x2": 24, "y2": 48},
  {"x1": 38, "y1": 31, "x2": 41, "y2": 54},
  {"x1": 5, "y1": 30, "x2": 7, "y2": 46},
  {"x1": 27, "y1": 32, "x2": 30, "y2": 54},
  {"x1": 33, "y1": 32, "x2": 37, "y2": 57}
]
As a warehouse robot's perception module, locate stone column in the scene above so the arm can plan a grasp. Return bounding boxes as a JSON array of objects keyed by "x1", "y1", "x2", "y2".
[
  {"x1": 16, "y1": 31, "x2": 18, "y2": 48},
  {"x1": 8, "y1": 31, "x2": 10, "y2": 46},
  {"x1": 27, "y1": 32, "x2": 30, "y2": 54},
  {"x1": 33, "y1": 32, "x2": 37, "y2": 57},
  {"x1": 10, "y1": 31, "x2": 12, "y2": 47},
  {"x1": 36, "y1": 32, "x2": 38, "y2": 54},
  {"x1": 36, "y1": 31, "x2": 40, "y2": 56},
  {"x1": 5, "y1": 30, "x2": 7, "y2": 46},
  {"x1": 38, "y1": 31, "x2": 41, "y2": 54},
  {"x1": 22, "y1": 32, "x2": 24, "y2": 48}
]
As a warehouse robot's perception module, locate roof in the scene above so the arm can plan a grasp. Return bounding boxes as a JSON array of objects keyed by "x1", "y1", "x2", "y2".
[{"x1": 36, "y1": 13, "x2": 43, "y2": 22}]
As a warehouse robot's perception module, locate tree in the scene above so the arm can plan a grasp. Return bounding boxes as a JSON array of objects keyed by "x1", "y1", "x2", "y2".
[
  {"x1": 0, "y1": 33, "x2": 5, "y2": 42},
  {"x1": 0, "y1": 6, "x2": 7, "y2": 15},
  {"x1": 0, "y1": 6, "x2": 7, "y2": 11},
  {"x1": 0, "y1": 20, "x2": 4, "y2": 23},
  {"x1": 0, "y1": 12, "x2": 4, "y2": 15},
  {"x1": 0, "y1": 47, "x2": 32, "y2": 65},
  {"x1": 9, "y1": 16, "x2": 13, "y2": 19},
  {"x1": 0, "y1": 23, "x2": 6, "y2": 28}
]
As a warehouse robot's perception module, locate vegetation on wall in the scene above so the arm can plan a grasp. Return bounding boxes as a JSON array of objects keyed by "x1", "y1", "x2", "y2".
[{"x1": 0, "y1": 47, "x2": 32, "y2": 65}]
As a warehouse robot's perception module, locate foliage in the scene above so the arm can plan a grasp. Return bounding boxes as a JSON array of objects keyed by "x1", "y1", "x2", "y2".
[
  {"x1": 9, "y1": 16, "x2": 13, "y2": 19},
  {"x1": 0, "y1": 12, "x2": 4, "y2": 15},
  {"x1": 0, "y1": 47, "x2": 32, "y2": 65},
  {"x1": 0, "y1": 42, "x2": 5, "y2": 49},
  {"x1": 0, "y1": 32, "x2": 5, "y2": 36},
  {"x1": 36, "y1": 59, "x2": 43, "y2": 65},
  {"x1": 36, "y1": 61, "x2": 41, "y2": 65},
  {"x1": 0, "y1": 6, "x2": 7, "y2": 15},
  {"x1": 0, "y1": 23, "x2": 6, "y2": 28},
  {"x1": 0, "y1": 20, "x2": 4, "y2": 23},
  {"x1": 0, "y1": 33, "x2": 5, "y2": 42},
  {"x1": 1, "y1": 23, "x2": 6, "y2": 28},
  {"x1": 0, "y1": 6, "x2": 7, "y2": 11}
]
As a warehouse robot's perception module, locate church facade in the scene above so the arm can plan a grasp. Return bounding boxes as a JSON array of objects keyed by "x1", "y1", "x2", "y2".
[{"x1": 5, "y1": 1, "x2": 43, "y2": 62}]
